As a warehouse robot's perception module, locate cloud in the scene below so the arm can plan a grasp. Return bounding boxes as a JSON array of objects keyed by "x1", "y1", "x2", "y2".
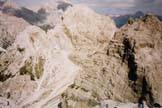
[
  {"x1": 73, "y1": 0, "x2": 135, "y2": 8},
  {"x1": 132, "y1": 0, "x2": 162, "y2": 15},
  {"x1": 72, "y1": 0, "x2": 162, "y2": 15},
  {"x1": 12, "y1": 0, "x2": 162, "y2": 15}
]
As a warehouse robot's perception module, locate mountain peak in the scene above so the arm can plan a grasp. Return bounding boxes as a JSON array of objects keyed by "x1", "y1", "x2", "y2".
[{"x1": 134, "y1": 11, "x2": 144, "y2": 17}]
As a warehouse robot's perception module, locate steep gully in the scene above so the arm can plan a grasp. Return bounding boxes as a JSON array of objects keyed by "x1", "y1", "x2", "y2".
[{"x1": 122, "y1": 37, "x2": 160, "y2": 107}]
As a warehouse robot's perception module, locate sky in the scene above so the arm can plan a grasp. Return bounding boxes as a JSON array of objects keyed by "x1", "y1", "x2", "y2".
[{"x1": 11, "y1": 0, "x2": 162, "y2": 15}]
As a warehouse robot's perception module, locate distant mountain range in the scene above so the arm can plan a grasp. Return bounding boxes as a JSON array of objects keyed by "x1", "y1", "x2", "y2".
[
  {"x1": 112, "y1": 11, "x2": 162, "y2": 27},
  {"x1": 0, "y1": 1, "x2": 72, "y2": 25}
]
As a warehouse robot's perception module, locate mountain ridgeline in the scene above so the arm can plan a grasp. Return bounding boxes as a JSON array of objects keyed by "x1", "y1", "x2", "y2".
[
  {"x1": 112, "y1": 11, "x2": 162, "y2": 28},
  {"x1": 0, "y1": 1, "x2": 162, "y2": 108}
]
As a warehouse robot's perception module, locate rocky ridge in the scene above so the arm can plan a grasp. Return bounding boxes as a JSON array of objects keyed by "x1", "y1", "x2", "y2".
[
  {"x1": 0, "y1": 4, "x2": 162, "y2": 108},
  {"x1": 59, "y1": 8, "x2": 162, "y2": 108}
]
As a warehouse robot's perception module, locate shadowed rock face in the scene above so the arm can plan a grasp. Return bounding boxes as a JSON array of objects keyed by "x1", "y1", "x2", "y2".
[
  {"x1": 0, "y1": 0, "x2": 74, "y2": 26},
  {"x1": 113, "y1": 15, "x2": 162, "y2": 107},
  {"x1": 0, "y1": 1, "x2": 47, "y2": 25},
  {"x1": 59, "y1": 15, "x2": 162, "y2": 108},
  {"x1": 2, "y1": 7, "x2": 46, "y2": 25},
  {"x1": 57, "y1": 1, "x2": 72, "y2": 11},
  {"x1": 0, "y1": 1, "x2": 72, "y2": 32}
]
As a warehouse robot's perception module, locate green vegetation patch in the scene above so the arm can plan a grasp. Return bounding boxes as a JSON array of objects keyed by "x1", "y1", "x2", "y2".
[
  {"x1": 35, "y1": 57, "x2": 44, "y2": 79},
  {"x1": 87, "y1": 99, "x2": 98, "y2": 107},
  {"x1": 19, "y1": 57, "x2": 45, "y2": 80},
  {"x1": 19, "y1": 60, "x2": 35, "y2": 80},
  {"x1": 39, "y1": 24, "x2": 53, "y2": 32}
]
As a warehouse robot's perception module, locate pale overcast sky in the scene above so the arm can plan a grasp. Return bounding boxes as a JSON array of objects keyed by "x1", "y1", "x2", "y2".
[{"x1": 12, "y1": 0, "x2": 162, "y2": 15}]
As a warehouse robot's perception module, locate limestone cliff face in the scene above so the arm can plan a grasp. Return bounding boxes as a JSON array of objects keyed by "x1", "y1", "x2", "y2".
[
  {"x1": 0, "y1": 25, "x2": 79, "y2": 108},
  {"x1": 0, "y1": 5, "x2": 117, "y2": 108},
  {"x1": 59, "y1": 14, "x2": 162, "y2": 108},
  {"x1": 113, "y1": 15, "x2": 162, "y2": 105},
  {"x1": 0, "y1": 4, "x2": 162, "y2": 108}
]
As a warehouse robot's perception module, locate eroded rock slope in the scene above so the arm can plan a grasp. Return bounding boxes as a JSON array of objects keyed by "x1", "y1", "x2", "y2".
[
  {"x1": 0, "y1": 12, "x2": 30, "y2": 50},
  {"x1": 59, "y1": 13, "x2": 162, "y2": 108},
  {"x1": 0, "y1": 4, "x2": 162, "y2": 108}
]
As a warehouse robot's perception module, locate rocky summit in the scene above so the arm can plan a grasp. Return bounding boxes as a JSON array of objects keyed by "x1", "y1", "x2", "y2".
[{"x1": 0, "y1": 1, "x2": 162, "y2": 108}]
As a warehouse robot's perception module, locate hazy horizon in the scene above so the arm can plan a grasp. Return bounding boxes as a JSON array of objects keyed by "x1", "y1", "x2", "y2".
[{"x1": 10, "y1": 0, "x2": 162, "y2": 15}]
